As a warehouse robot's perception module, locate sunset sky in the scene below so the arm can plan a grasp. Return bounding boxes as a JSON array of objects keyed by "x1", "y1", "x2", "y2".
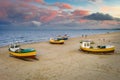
[{"x1": 0, "y1": 0, "x2": 120, "y2": 29}]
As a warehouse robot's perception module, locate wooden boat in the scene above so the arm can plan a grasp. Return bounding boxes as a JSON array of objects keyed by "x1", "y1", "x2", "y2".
[
  {"x1": 49, "y1": 38, "x2": 64, "y2": 44},
  {"x1": 57, "y1": 34, "x2": 68, "y2": 40},
  {"x1": 57, "y1": 37, "x2": 68, "y2": 40},
  {"x1": 80, "y1": 41, "x2": 115, "y2": 53},
  {"x1": 8, "y1": 43, "x2": 37, "y2": 58}
]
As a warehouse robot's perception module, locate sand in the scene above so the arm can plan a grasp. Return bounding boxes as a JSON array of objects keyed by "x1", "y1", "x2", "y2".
[{"x1": 0, "y1": 32, "x2": 120, "y2": 80}]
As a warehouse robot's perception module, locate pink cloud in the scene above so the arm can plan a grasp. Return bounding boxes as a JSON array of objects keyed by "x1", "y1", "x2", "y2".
[
  {"x1": 79, "y1": 19, "x2": 88, "y2": 23},
  {"x1": 22, "y1": 0, "x2": 44, "y2": 3},
  {"x1": 40, "y1": 11, "x2": 58, "y2": 22},
  {"x1": 72, "y1": 10, "x2": 89, "y2": 16},
  {"x1": 0, "y1": 0, "x2": 12, "y2": 8},
  {"x1": 0, "y1": 0, "x2": 72, "y2": 23},
  {"x1": 0, "y1": 10, "x2": 7, "y2": 18},
  {"x1": 35, "y1": 0, "x2": 44, "y2": 3},
  {"x1": 0, "y1": 0, "x2": 41, "y2": 19},
  {"x1": 54, "y1": 3, "x2": 72, "y2": 9},
  {"x1": 62, "y1": 3, "x2": 72, "y2": 9},
  {"x1": 0, "y1": 0, "x2": 13, "y2": 19}
]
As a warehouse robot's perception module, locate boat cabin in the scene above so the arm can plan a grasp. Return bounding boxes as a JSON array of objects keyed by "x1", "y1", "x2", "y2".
[
  {"x1": 9, "y1": 43, "x2": 20, "y2": 52},
  {"x1": 81, "y1": 41, "x2": 91, "y2": 48}
]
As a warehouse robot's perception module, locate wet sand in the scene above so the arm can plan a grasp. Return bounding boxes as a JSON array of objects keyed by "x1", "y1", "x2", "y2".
[{"x1": 0, "y1": 32, "x2": 120, "y2": 80}]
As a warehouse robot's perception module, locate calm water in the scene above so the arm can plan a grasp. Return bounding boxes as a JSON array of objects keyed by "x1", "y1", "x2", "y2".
[{"x1": 0, "y1": 29, "x2": 120, "y2": 47}]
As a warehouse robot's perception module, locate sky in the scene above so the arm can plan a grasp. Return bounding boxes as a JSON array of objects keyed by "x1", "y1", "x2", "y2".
[{"x1": 0, "y1": 0, "x2": 120, "y2": 29}]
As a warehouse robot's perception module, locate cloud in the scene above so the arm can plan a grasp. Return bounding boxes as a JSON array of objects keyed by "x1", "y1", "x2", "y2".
[
  {"x1": 88, "y1": 0, "x2": 103, "y2": 3},
  {"x1": 79, "y1": 19, "x2": 89, "y2": 23},
  {"x1": 0, "y1": 0, "x2": 12, "y2": 7},
  {"x1": 72, "y1": 10, "x2": 89, "y2": 16},
  {"x1": 40, "y1": 10, "x2": 58, "y2": 22},
  {"x1": 21, "y1": 0, "x2": 32, "y2": 2},
  {"x1": 0, "y1": 0, "x2": 13, "y2": 18},
  {"x1": 0, "y1": 0, "x2": 120, "y2": 29},
  {"x1": 15, "y1": 21, "x2": 42, "y2": 27},
  {"x1": 35, "y1": 0, "x2": 44, "y2": 3},
  {"x1": 32, "y1": 21, "x2": 42, "y2": 26},
  {"x1": 0, "y1": 0, "x2": 59, "y2": 23},
  {"x1": 0, "y1": 9, "x2": 7, "y2": 18},
  {"x1": 62, "y1": 3, "x2": 72, "y2": 9},
  {"x1": 22, "y1": 0, "x2": 44, "y2": 3},
  {"x1": 84, "y1": 12, "x2": 114, "y2": 21},
  {"x1": 0, "y1": 0, "x2": 72, "y2": 24},
  {"x1": 0, "y1": 0, "x2": 41, "y2": 22},
  {"x1": 54, "y1": 3, "x2": 72, "y2": 9}
]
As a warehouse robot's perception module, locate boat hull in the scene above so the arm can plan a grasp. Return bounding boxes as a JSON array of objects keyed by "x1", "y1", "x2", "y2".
[
  {"x1": 49, "y1": 40, "x2": 64, "y2": 44},
  {"x1": 80, "y1": 46, "x2": 115, "y2": 53},
  {"x1": 9, "y1": 51, "x2": 37, "y2": 58}
]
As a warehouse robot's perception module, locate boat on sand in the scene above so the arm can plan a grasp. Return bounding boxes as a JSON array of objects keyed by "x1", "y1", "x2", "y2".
[
  {"x1": 80, "y1": 41, "x2": 115, "y2": 53},
  {"x1": 8, "y1": 43, "x2": 38, "y2": 59},
  {"x1": 49, "y1": 38, "x2": 64, "y2": 44}
]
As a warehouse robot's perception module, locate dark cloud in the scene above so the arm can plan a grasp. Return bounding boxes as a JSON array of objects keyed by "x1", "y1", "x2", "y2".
[
  {"x1": 84, "y1": 12, "x2": 114, "y2": 21},
  {"x1": 7, "y1": 8, "x2": 26, "y2": 22}
]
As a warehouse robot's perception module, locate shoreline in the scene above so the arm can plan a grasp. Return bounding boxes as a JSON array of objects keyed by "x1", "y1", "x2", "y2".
[
  {"x1": 0, "y1": 31, "x2": 118, "y2": 48},
  {"x1": 0, "y1": 31, "x2": 120, "y2": 80}
]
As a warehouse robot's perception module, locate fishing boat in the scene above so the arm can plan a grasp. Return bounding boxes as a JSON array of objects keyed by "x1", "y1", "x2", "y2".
[
  {"x1": 57, "y1": 34, "x2": 68, "y2": 40},
  {"x1": 80, "y1": 41, "x2": 115, "y2": 53},
  {"x1": 49, "y1": 38, "x2": 64, "y2": 44},
  {"x1": 8, "y1": 43, "x2": 37, "y2": 59},
  {"x1": 57, "y1": 37, "x2": 68, "y2": 40}
]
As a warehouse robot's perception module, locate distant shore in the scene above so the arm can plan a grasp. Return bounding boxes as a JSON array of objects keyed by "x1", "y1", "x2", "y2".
[{"x1": 0, "y1": 32, "x2": 120, "y2": 80}]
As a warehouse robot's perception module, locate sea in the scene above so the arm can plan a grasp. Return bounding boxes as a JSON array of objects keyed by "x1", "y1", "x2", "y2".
[{"x1": 0, "y1": 29, "x2": 120, "y2": 47}]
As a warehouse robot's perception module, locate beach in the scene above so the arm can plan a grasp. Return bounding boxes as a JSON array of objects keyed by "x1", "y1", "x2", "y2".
[{"x1": 0, "y1": 32, "x2": 120, "y2": 80}]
